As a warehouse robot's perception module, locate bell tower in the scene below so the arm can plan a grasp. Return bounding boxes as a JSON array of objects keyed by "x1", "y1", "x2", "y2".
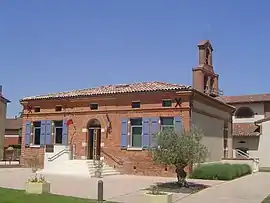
[{"x1": 192, "y1": 40, "x2": 222, "y2": 97}]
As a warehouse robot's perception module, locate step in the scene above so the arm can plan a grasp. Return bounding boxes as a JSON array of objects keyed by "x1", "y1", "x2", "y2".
[
  {"x1": 87, "y1": 165, "x2": 115, "y2": 170},
  {"x1": 42, "y1": 159, "x2": 120, "y2": 177},
  {"x1": 89, "y1": 171, "x2": 120, "y2": 177}
]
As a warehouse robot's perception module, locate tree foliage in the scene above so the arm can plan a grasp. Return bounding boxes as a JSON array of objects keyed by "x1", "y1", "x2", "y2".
[{"x1": 151, "y1": 126, "x2": 208, "y2": 186}]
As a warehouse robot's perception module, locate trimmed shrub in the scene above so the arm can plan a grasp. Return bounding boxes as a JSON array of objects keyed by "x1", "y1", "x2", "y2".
[{"x1": 191, "y1": 163, "x2": 252, "y2": 180}]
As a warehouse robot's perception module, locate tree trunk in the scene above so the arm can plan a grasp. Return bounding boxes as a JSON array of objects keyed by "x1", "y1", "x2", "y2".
[{"x1": 175, "y1": 164, "x2": 188, "y2": 187}]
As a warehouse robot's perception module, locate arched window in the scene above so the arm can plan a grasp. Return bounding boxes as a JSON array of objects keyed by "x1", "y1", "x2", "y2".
[{"x1": 235, "y1": 107, "x2": 254, "y2": 118}]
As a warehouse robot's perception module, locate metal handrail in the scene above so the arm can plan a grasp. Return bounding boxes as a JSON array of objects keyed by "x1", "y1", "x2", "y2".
[
  {"x1": 48, "y1": 149, "x2": 68, "y2": 162},
  {"x1": 233, "y1": 149, "x2": 259, "y2": 163},
  {"x1": 101, "y1": 149, "x2": 123, "y2": 165}
]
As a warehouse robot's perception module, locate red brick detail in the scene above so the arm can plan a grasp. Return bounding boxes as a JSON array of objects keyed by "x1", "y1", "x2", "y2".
[{"x1": 4, "y1": 136, "x2": 19, "y2": 148}]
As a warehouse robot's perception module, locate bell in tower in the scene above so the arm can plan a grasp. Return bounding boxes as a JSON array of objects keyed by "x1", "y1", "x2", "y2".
[{"x1": 192, "y1": 40, "x2": 222, "y2": 97}]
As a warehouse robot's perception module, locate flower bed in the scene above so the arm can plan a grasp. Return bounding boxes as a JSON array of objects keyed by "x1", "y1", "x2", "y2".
[{"x1": 191, "y1": 163, "x2": 252, "y2": 180}]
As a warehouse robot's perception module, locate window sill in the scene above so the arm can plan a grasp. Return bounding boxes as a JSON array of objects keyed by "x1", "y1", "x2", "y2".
[
  {"x1": 127, "y1": 147, "x2": 143, "y2": 151},
  {"x1": 29, "y1": 145, "x2": 41, "y2": 148}
]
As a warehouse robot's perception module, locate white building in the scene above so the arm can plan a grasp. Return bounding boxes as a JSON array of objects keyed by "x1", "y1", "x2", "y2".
[{"x1": 220, "y1": 94, "x2": 270, "y2": 169}]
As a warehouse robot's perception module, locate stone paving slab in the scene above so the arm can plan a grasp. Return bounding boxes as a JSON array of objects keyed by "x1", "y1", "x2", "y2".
[
  {"x1": 177, "y1": 172, "x2": 270, "y2": 203},
  {"x1": 0, "y1": 168, "x2": 222, "y2": 202},
  {"x1": 4, "y1": 169, "x2": 270, "y2": 203}
]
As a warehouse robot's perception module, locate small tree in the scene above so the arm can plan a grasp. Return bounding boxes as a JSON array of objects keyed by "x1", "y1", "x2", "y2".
[
  {"x1": 26, "y1": 154, "x2": 41, "y2": 173},
  {"x1": 151, "y1": 126, "x2": 208, "y2": 187}
]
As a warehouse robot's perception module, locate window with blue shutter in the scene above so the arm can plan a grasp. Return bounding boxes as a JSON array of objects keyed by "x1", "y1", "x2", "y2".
[
  {"x1": 54, "y1": 120, "x2": 64, "y2": 144},
  {"x1": 25, "y1": 121, "x2": 31, "y2": 146},
  {"x1": 160, "y1": 117, "x2": 174, "y2": 132},
  {"x1": 45, "y1": 120, "x2": 52, "y2": 145},
  {"x1": 130, "y1": 118, "x2": 142, "y2": 147},
  {"x1": 62, "y1": 120, "x2": 68, "y2": 145},
  {"x1": 142, "y1": 118, "x2": 150, "y2": 148},
  {"x1": 33, "y1": 121, "x2": 41, "y2": 145},
  {"x1": 174, "y1": 116, "x2": 182, "y2": 133},
  {"x1": 40, "y1": 120, "x2": 46, "y2": 146},
  {"x1": 120, "y1": 118, "x2": 128, "y2": 149},
  {"x1": 150, "y1": 117, "x2": 160, "y2": 147}
]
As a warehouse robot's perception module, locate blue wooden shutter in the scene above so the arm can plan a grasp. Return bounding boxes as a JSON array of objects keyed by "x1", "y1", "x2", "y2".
[
  {"x1": 142, "y1": 118, "x2": 150, "y2": 148},
  {"x1": 150, "y1": 117, "x2": 159, "y2": 147},
  {"x1": 62, "y1": 120, "x2": 68, "y2": 145},
  {"x1": 40, "y1": 120, "x2": 46, "y2": 146},
  {"x1": 120, "y1": 118, "x2": 128, "y2": 149},
  {"x1": 175, "y1": 116, "x2": 182, "y2": 133},
  {"x1": 45, "y1": 120, "x2": 52, "y2": 145},
  {"x1": 25, "y1": 121, "x2": 31, "y2": 146}
]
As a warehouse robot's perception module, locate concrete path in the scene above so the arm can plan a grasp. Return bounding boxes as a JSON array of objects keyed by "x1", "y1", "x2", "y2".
[
  {"x1": 178, "y1": 172, "x2": 270, "y2": 203},
  {"x1": 0, "y1": 168, "x2": 270, "y2": 202},
  {"x1": 0, "y1": 168, "x2": 220, "y2": 202}
]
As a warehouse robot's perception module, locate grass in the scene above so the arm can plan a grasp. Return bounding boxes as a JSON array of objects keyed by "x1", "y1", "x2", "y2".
[
  {"x1": 262, "y1": 196, "x2": 270, "y2": 203},
  {"x1": 0, "y1": 187, "x2": 116, "y2": 203}
]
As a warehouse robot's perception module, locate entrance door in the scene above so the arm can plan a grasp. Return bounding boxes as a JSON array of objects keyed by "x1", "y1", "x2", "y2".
[
  {"x1": 88, "y1": 128, "x2": 95, "y2": 159},
  {"x1": 95, "y1": 128, "x2": 101, "y2": 159},
  {"x1": 88, "y1": 128, "x2": 101, "y2": 160}
]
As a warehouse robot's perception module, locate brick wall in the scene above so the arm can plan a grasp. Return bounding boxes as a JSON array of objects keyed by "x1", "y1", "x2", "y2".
[{"x1": 20, "y1": 90, "x2": 232, "y2": 176}]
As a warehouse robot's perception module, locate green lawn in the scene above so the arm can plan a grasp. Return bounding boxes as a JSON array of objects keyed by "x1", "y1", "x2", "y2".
[
  {"x1": 0, "y1": 187, "x2": 116, "y2": 203},
  {"x1": 262, "y1": 196, "x2": 270, "y2": 203}
]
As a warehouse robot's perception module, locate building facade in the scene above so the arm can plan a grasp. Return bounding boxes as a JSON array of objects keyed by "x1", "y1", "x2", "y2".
[
  {"x1": 4, "y1": 117, "x2": 22, "y2": 160},
  {"x1": 0, "y1": 86, "x2": 10, "y2": 160},
  {"x1": 19, "y1": 41, "x2": 234, "y2": 176},
  {"x1": 220, "y1": 94, "x2": 270, "y2": 168}
]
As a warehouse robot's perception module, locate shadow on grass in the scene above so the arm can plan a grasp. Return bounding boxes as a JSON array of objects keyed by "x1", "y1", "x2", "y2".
[{"x1": 144, "y1": 181, "x2": 209, "y2": 194}]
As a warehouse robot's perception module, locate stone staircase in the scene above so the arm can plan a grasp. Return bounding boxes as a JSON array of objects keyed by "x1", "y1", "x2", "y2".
[
  {"x1": 86, "y1": 160, "x2": 120, "y2": 177},
  {"x1": 39, "y1": 159, "x2": 120, "y2": 177}
]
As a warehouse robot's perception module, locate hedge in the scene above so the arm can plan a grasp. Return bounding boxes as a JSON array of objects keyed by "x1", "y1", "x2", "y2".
[{"x1": 190, "y1": 163, "x2": 252, "y2": 180}]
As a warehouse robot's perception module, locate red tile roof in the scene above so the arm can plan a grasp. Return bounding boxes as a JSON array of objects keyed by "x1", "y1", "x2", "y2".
[
  {"x1": 233, "y1": 123, "x2": 260, "y2": 136},
  {"x1": 20, "y1": 81, "x2": 192, "y2": 101},
  {"x1": 219, "y1": 94, "x2": 270, "y2": 104}
]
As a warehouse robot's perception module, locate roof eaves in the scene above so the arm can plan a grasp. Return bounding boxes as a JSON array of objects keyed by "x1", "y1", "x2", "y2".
[
  {"x1": 255, "y1": 117, "x2": 270, "y2": 125},
  {"x1": 20, "y1": 86, "x2": 192, "y2": 102},
  {"x1": 0, "y1": 95, "x2": 10, "y2": 103},
  {"x1": 193, "y1": 89, "x2": 235, "y2": 111}
]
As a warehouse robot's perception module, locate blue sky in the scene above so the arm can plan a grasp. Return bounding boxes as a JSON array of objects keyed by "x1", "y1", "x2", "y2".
[{"x1": 1, "y1": 1, "x2": 269, "y2": 117}]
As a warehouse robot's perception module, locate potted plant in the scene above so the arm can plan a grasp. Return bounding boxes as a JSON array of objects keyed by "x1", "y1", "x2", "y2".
[
  {"x1": 25, "y1": 155, "x2": 50, "y2": 194},
  {"x1": 144, "y1": 185, "x2": 172, "y2": 203},
  {"x1": 26, "y1": 174, "x2": 50, "y2": 194},
  {"x1": 93, "y1": 159, "x2": 103, "y2": 178}
]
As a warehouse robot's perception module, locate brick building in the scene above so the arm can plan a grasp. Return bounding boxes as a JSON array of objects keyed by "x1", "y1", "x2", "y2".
[
  {"x1": 20, "y1": 41, "x2": 235, "y2": 176},
  {"x1": 0, "y1": 86, "x2": 10, "y2": 160},
  {"x1": 3, "y1": 117, "x2": 22, "y2": 160}
]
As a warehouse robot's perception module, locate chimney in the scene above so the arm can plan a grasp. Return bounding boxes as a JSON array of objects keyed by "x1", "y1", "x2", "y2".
[{"x1": 0, "y1": 85, "x2": 2, "y2": 96}]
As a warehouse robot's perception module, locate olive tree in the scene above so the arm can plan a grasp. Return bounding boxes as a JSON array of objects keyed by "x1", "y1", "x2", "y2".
[{"x1": 151, "y1": 126, "x2": 208, "y2": 186}]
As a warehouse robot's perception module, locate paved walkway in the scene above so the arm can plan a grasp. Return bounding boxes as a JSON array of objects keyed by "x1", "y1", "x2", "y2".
[
  {"x1": 0, "y1": 168, "x2": 220, "y2": 202},
  {"x1": 0, "y1": 168, "x2": 270, "y2": 202},
  {"x1": 178, "y1": 172, "x2": 270, "y2": 203}
]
